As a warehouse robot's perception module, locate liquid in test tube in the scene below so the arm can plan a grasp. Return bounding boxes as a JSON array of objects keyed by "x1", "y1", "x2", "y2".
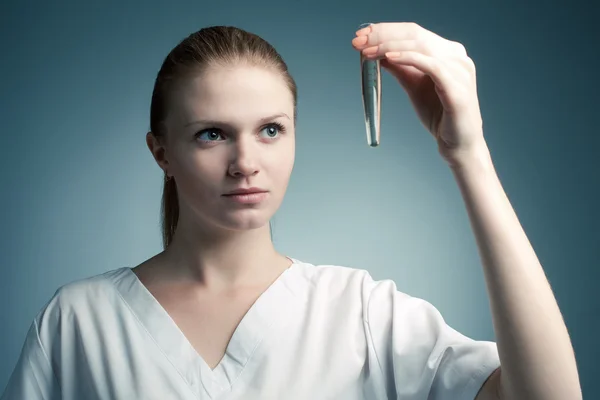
[{"x1": 359, "y1": 22, "x2": 382, "y2": 147}]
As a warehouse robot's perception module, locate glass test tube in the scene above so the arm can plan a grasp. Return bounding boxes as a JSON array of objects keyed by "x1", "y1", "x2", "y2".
[{"x1": 359, "y1": 22, "x2": 382, "y2": 147}]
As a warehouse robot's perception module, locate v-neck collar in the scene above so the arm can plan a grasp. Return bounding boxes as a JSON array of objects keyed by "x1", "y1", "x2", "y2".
[{"x1": 112, "y1": 256, "x2": 304, "y2": 399}]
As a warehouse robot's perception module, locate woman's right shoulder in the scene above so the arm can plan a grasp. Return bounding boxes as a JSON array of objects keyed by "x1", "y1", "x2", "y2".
[{"x1": 34, "y1": 266, "x2": 130, "y2": 327}]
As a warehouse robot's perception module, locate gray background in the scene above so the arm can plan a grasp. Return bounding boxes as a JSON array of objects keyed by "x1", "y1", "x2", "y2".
[{"x1": 1, "y1": 0, "x2": 598, "y2": 397}]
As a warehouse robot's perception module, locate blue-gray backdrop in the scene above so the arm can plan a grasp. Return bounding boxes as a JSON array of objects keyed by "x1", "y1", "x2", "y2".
[{"x1": 1, "y1": 0, "x2": 598, "y2": 397}]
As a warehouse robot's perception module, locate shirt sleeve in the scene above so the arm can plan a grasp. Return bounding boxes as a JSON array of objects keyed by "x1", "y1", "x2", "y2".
[
  {"x1": 1, "y1": 317, "x2": 61, "y2": 400},
  {"x1": 364, "y1": 277, "x2": 501, "y2": 400}
]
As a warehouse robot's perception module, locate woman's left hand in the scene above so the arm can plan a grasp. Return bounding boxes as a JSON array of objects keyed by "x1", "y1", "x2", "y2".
[{"x1": 351, "y1": 22, "x2": 488, "y2": 166}]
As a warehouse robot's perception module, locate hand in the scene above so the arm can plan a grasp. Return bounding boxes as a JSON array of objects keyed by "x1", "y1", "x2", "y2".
[{"x1": 351, "y1": 22, "x2": 488, "y2": 166}]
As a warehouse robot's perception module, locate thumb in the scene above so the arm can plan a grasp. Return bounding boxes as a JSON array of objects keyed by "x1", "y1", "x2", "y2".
[{"x1": 380, "y1": 59, "x2": 423, "y2": 93}]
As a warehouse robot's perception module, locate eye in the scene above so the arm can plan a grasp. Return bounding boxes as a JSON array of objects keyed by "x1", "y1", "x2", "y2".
[
  {"x1": 260, "y1": 122, "x2": 286, "y2": 139},
  {"x1": 194, "y1": 122, "x2": 287, "y2": 143},
  {"x1": 195, "y1": 129, "x2": 224, "y2": 142}
]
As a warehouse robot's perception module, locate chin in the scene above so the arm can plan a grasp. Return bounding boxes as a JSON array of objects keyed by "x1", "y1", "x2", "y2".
[{"x1": 215, "y1": 210, "x2": 273, "y2": 232}]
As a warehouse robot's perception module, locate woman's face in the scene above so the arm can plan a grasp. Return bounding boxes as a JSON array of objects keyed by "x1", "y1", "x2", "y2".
[{"x1": 154, "y1": 65, "x2": 296, "y2": 232}]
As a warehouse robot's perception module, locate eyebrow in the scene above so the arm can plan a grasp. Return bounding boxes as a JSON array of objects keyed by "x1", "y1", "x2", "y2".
[{"x1": 183, "y1": 112, "x2": 291, "y2": 128}]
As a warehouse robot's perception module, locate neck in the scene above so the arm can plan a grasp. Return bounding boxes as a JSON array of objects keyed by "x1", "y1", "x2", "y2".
[{"x1": 161, "y1": 218, "x2": 288, "y2": 291}]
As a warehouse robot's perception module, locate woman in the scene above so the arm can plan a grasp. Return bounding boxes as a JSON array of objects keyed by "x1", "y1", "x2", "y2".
[{"x1": 1, "y1": 22, "x2": 581, "y2": 400}]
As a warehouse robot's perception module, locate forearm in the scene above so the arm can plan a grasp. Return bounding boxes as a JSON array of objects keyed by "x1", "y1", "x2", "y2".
[{"x1": 449, "y1": 143, "x2": 582, "y2": 400}]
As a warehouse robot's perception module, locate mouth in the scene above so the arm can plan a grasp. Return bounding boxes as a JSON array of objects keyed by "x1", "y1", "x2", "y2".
[
  {"x1": 222, "y1": 191, "x2": 269, "y2": 204},
  {"x1": 223, "y1": 187, "x2": 268, "y2": 196}
]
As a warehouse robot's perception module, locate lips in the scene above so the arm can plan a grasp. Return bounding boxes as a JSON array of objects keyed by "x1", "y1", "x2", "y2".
[{"x1": 223, "y1": 187, "x2": 268, "y2": 196}]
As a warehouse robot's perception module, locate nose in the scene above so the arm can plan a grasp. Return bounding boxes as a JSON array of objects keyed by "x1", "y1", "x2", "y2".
[{"x1": 227, "y1": 136, "x2": 260, "y2": 177}]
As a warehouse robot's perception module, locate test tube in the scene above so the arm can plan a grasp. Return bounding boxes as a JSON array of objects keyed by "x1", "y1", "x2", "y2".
[{"x1": 359, "y1": 22, "x2": 381, "y2": 147}]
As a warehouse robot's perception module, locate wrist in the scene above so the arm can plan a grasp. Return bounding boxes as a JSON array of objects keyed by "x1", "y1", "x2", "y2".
[{"x1": 440, "y1": 139, "x2": 493, "y2": 172}]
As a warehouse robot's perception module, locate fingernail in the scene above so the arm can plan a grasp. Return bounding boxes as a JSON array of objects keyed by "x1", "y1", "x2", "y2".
[
  {"x1": 355, "y1": 23, "x2": 372, "y2": 36},
  {"x1": 362, "y1": 45, "x2": 379, "y2": 55},
  {"x1": 352, "y1": 36, "x2": 368, "y2": 47}
]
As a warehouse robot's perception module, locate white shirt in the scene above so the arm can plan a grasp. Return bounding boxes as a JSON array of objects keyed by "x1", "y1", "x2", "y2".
[{"x1": 1, "y1": 257, "x2": 500, "y2": 400}]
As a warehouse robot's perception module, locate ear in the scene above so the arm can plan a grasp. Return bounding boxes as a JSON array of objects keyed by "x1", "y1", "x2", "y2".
[{"x1": 146, "y1": 131, "x2": 169, "y2": 173}]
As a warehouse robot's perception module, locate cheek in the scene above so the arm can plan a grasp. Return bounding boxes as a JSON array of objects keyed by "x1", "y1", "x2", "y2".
[
  {"x1": 269, "y1": 148, "x2": 295, "y2": 184},
  {"x1": 176, "y1": 155, "x2": 223, "y2": 193}
]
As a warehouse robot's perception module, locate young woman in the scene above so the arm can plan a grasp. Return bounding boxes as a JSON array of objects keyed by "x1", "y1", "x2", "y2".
[{"x1": 1, "y1": 22, "x2": 581, "y2": 400}]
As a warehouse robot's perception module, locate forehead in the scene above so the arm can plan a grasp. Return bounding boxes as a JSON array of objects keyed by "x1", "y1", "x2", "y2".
[{"x1": 169, "y1": 66, "x2": 293, "y2": 123}]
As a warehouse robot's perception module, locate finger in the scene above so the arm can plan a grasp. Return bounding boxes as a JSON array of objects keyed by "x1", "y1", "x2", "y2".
[
  {"x1": 358, "y1": 39, "x2": 436, "y2": 58},
  {"x1": 356, "y1": 22, "x2": 434, "y2": 48},
  {"x1": 357, "y1": 39, "x2": 474, "y2": 84},
  {"x1": 385, "y1": 51, "x2": 459, "y2": 111},
  {"x1": 355, "y1": 22, "x2": 466, "y2": 60},
  {"x1": 380, "y1": 58, "x2": 424, "y2": 92},
  {"x1": 355, "y1": 37, "x2": 467, "y2": 62}
]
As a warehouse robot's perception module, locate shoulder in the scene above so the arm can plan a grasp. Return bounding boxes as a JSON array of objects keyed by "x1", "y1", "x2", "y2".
[
  {"x1": 54, "y1": 267, "x2": 125, "y2": 303},
  {"x1": 33, "y1": 267, "x2": 129, "y2": 331},
  {"x1": 292, "y1": 258, "x2": 443, "y2": 324},
  {"x1": 292, "y1": 257, "x2": 375, "y2": 290},
  {"x1": 290, "y1": 257, "x2": 414, "y2": 306}
]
